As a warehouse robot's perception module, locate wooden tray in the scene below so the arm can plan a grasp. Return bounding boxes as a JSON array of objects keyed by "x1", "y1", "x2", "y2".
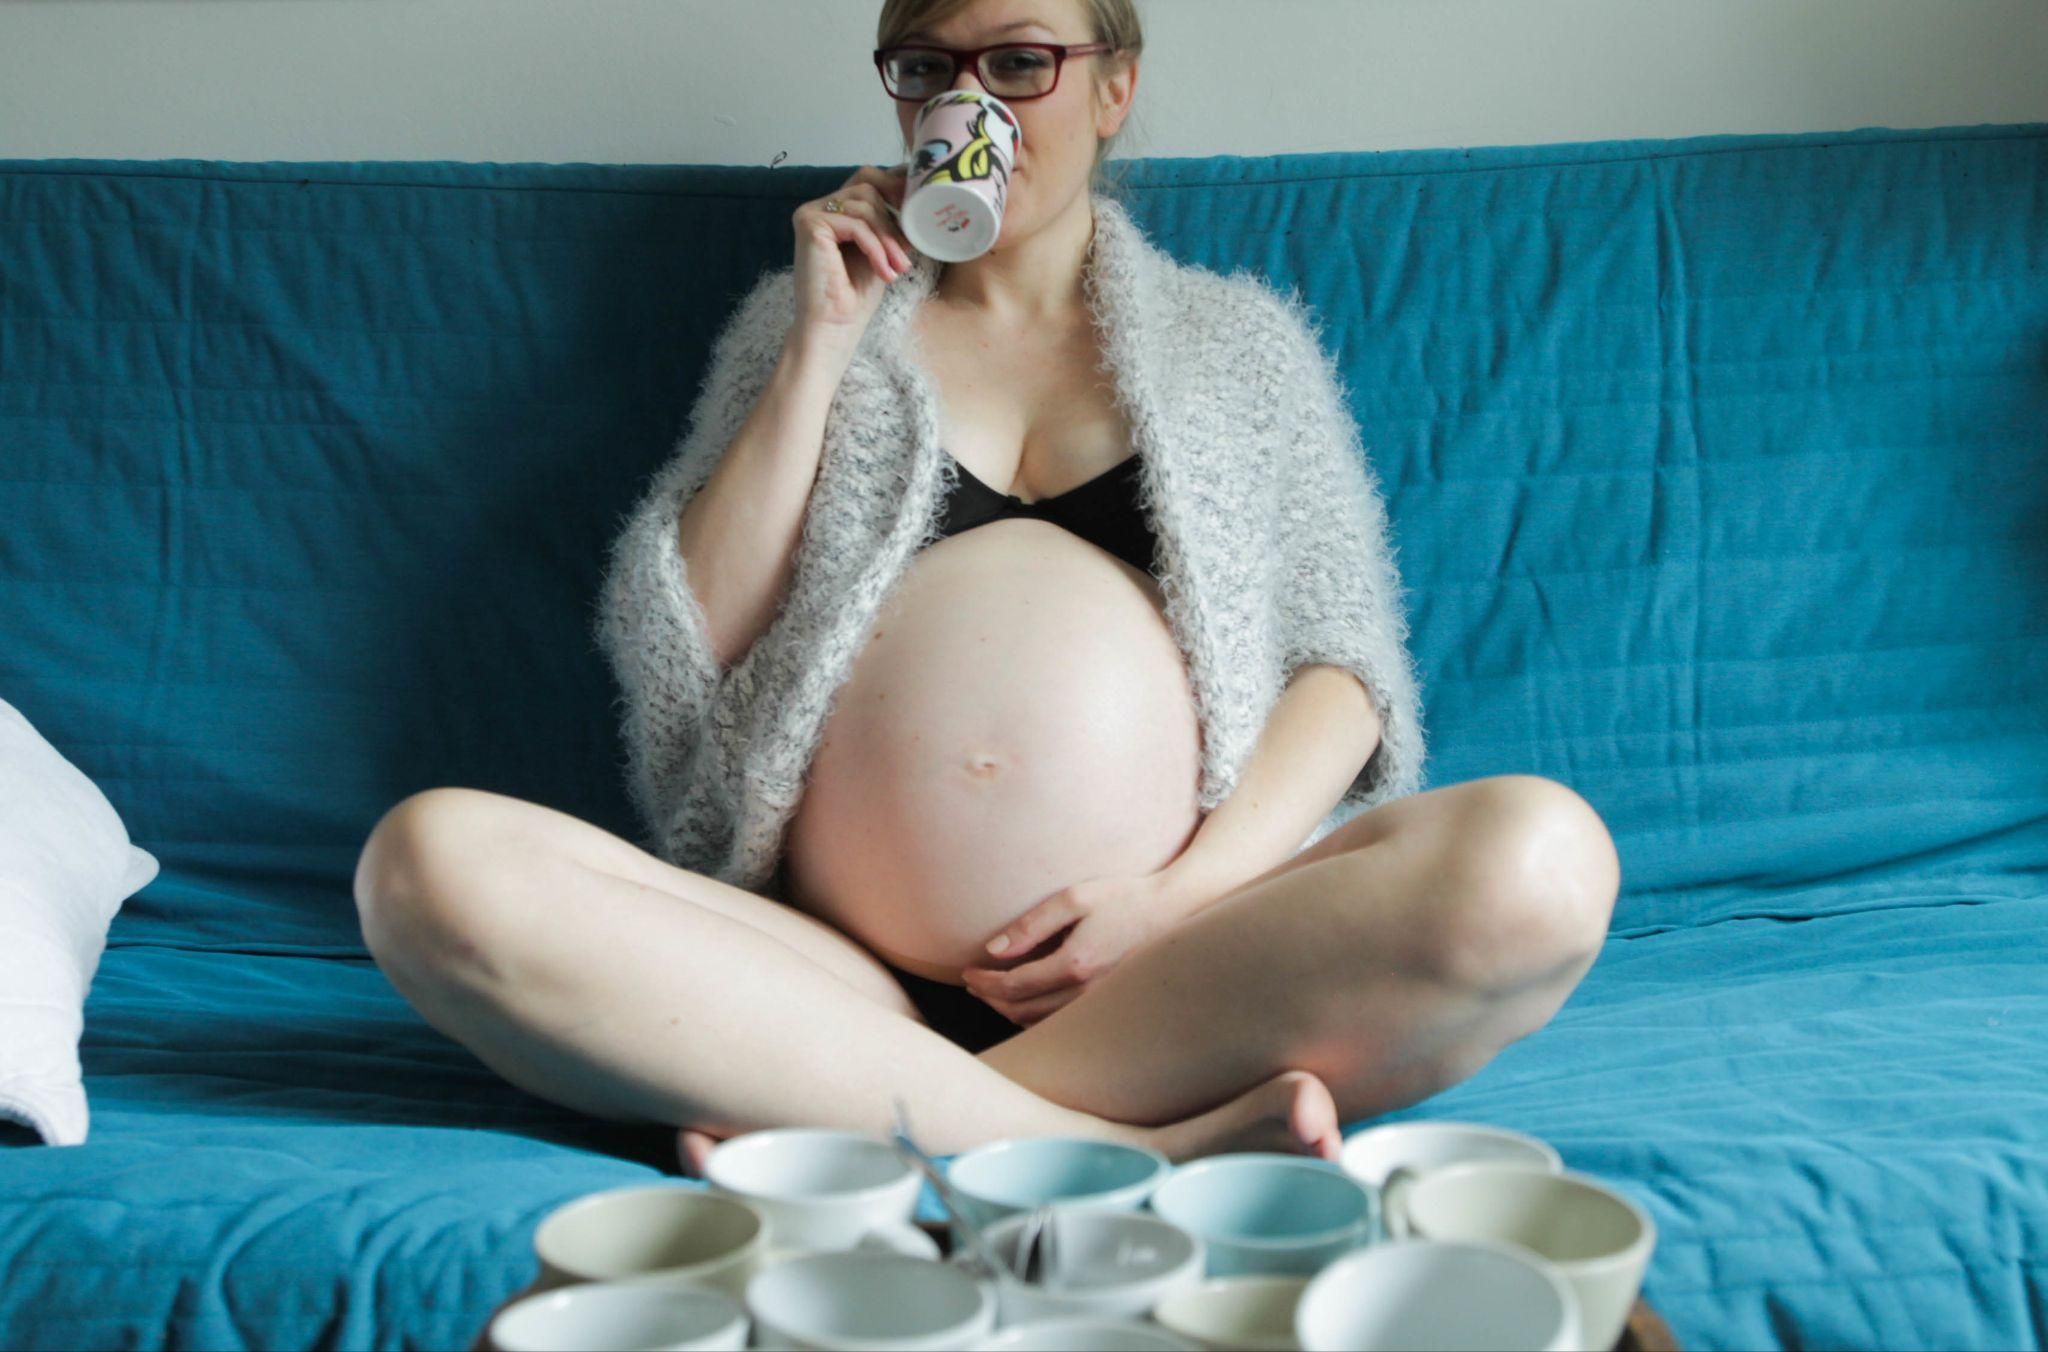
[
  {"x1": 912, "y1": 1218, "x2": 1681, "y2": 1352},
  {"x1": 470, "y1": 1221, "x2": 1680, "y2": 1352}
]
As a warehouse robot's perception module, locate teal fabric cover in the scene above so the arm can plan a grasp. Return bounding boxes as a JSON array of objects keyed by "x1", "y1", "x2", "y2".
[{"x1": 2, "y1": 123, "x2": 2044, "y2": 1349}]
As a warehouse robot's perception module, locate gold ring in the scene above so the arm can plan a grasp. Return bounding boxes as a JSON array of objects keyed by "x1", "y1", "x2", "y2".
[{"x1": 823, "y1": 198, "x2": 843, "y2": 213}]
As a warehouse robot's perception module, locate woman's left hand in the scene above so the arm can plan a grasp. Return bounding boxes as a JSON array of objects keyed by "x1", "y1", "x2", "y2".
[{"x1": 959, "y1": 871, "x2": 1192, "y2": 1027}]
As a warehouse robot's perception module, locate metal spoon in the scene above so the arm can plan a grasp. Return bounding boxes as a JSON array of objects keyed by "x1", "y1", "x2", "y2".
[{"x1": 887, "y1": 1097, "x2": 1013, "y2": 1282}]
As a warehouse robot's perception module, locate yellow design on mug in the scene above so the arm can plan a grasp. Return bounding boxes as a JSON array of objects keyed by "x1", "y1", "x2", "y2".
[{"x1": 911, "y1": 93, "x2": 1019, "y2": 217}]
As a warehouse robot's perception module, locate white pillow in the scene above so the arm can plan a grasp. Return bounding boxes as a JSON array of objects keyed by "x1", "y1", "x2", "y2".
[{"x1": 0, "y1": 698, "x2": 159, "y2": 1146}]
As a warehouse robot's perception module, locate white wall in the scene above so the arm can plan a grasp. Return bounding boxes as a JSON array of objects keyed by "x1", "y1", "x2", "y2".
[{"x1": 2, "y1": 0, "x2": 2044, "y2": 165}]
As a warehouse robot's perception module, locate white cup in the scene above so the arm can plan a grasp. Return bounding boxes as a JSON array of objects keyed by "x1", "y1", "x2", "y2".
[
  {"x1": 1384, "y1": 1161, "x2": 1657, "y2": 1352},
  {"x1": 944, "y1": 1136, "x2": 1175, "y2": 1228},
  {"x1": 745, "y1": 1250, "x2": 996, "y2": 1350},
  {"x1": 1338, "y1": 1120, "x2": 1563, "y2": 1241},
  {"x1": 1146, "y1": 1153, "x2": 1376, "y2": 1278},
  {"x1": 489, "y1": 1279, "x2": 749, "y2": 1352},
  {"x1": 1338, "y1": 1120, "x2": 1562, "y2": 1186},
  {"x1": 948, "y1": 1208, "x2": 1206, "y2": 1326},
  {"x1": 971, "y1": 1317, "x2": 1198, "y2": 1350},
  {"x1": 1295, "y1": 1239, "x2": 1582, "y2": 1352},
  {"x1": 1149, "y1": 1274, "x2": 1311, "y2": 1351},
  {"x1": 530, "y1": 1186, "x2": 768, "y2": 1302},
  {"x1": 704, "y1": 1127, "x2": 923, "y2": 1253}
]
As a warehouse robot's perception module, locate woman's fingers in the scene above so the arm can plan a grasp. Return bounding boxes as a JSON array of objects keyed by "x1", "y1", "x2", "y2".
[
  {"x1": 851, "y1": 163, "x2": 910, "y2": 208},
  {"x1": 964, "y1": 948, "x2": 1077, "y2": 1002},
  {"x1": 841, "y1": 200, "x2": 910, "y2": 273},
  {"x1": 809, "y1": 207, "x2": 896, "y2": 280},
  {"x1": 980, "y1": 984, "x2": 1080, "y2": 1028},
  {"x1": 826, "y1": 195, "x2": 907, "y2": 275},
  {"x1": 835, "y1": 180, "x2": 914, "y2": 266},
  {"x1": 847, "y1": 209, "x2": 908, "y2": 277}
]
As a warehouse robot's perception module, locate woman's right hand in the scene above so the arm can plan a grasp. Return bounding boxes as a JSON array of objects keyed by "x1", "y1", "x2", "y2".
[{"x1": 789, "y1": 164, "x2": 916, "y2": 361}]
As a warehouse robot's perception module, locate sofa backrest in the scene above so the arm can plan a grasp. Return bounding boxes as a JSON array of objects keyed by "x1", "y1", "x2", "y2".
[{"x1": 2, "y1": 128, "x2": 2042, "y2": 954}]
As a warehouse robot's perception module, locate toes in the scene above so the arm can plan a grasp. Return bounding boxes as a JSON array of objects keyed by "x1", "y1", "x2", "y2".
[
  {"x1": 1280, "y1": 1070, "x2": 1342, "y2": 1157},
  {"x1": 677, "y1": 1128, "x2": 719, "y2": 1179}
]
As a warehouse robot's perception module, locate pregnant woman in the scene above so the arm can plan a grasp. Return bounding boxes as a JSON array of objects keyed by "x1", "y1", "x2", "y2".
[{"x1": 353, "y1": 0, "x2": 1622, "y2": 1176}]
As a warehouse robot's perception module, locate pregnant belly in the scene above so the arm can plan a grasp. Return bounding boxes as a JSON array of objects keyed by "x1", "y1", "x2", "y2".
[{"x1": 779, "y1": 518, "x2": 1205, "y2": 984}]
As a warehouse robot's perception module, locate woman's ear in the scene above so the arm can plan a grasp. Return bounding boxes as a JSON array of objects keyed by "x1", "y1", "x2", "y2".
[{"x1": 1094, "y1": 55, "x2": 1139, "y2": 138}]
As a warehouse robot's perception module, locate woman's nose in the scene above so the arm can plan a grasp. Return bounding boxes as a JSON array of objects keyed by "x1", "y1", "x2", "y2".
[{"x1": 950, "y1": 62, "x2": 986, "y2": 95}]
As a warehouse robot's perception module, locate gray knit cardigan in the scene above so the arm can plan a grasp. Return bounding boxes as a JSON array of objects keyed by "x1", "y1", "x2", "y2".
[{"x1": 592, "y1": 192, "x2": 1427, "y2": 893}]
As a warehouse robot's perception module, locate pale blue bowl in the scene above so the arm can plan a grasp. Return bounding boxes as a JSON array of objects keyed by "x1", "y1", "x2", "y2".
[
  {"x1": 1146, "y1": 1153, "x2": 1378, "y2": 1278},
  {"x1": 944, "y1": 1137, "x2": 1174, "y2": 1229}
]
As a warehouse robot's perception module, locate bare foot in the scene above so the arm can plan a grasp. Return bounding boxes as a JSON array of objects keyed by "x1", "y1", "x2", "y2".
[
  {"x1": 676, "y1": 1127, "x2": 724, "y2": 1179},
  {"x1": 674, "y1": 1070, "x2": 1343, "y2": 1177},
  {"x1": 1148, "y1": 1070, "x2": 1343, "y2": 1164}
]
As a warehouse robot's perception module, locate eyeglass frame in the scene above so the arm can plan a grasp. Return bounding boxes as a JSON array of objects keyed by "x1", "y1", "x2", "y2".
[{"x1": 872, "y1": 41, "x2": 1114, "y2": 102}]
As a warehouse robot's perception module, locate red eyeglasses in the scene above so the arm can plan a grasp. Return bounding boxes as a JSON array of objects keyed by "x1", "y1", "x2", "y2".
[{"x1": 874, "y1": 42, "x2": 1113, "y2": 103}]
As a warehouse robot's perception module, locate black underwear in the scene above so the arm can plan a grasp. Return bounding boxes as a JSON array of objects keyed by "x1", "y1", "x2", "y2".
[
  {"x1": 764, "y1": 859, "x2": 1021, "y2": 1053},
  {"x1": 930, "y1": 448, "x2": 1160, "y2": 578},
  {"x1": 885, "y1": 963, "x2": 1023, "y2": 1054}
]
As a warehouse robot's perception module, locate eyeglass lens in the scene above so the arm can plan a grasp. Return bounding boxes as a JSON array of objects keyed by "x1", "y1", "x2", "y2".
[{"x1": 885, "y1": 46, "x2": 1058, "y2": 99}]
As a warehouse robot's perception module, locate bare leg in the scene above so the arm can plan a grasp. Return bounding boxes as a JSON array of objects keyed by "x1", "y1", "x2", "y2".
[
  {"x1": 352, "y1": 788, "x2": 1338, "y2": 1162},
  {"x1": 976, "y1": 775, "x2": 1621, "y2": 1128}
]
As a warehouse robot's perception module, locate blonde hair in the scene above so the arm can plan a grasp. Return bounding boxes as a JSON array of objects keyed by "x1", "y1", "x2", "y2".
[{"x1": 877, "y1": 0, "x2": 1144, "y2": 198}]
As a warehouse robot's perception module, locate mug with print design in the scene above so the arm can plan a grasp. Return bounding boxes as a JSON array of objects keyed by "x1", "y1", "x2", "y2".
[{"x1": 887, "y1": 89, "x2": 1023, "y2": 263}]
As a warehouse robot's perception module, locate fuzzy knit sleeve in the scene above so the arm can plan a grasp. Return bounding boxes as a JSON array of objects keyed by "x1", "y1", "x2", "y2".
[
  {"x1": 1259, "y1": 283, "x2": 1428, "y2": 819},
  {"x1": 590, "y1": 265, "x2": 797, "y2": 867}
]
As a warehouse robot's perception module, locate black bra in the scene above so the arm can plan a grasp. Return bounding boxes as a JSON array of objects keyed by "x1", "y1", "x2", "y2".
[{"x1": 930, "y1": 448, "x2": 1160, "y2": 577}]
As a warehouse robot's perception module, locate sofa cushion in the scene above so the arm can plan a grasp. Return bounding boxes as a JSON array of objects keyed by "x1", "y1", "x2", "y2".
[
  {"x1": 0, "y1": 943, "x2": 677, "y2": 1349},
  {"x1": 0, "y1": 882, "x2": 2039, "y2": 1349}
]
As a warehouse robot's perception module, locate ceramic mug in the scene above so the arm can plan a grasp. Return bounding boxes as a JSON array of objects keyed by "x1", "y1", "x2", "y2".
[
  {"x1": 1149, "y1": 1273, "x2": 1311, "y2": 1352},
  {"x1": 489, "y1": 1279, "x2": 749, "y2": 1352},
  {"x1": 1384, "y1": 1160, "x2": 1657, "y2": 1352},
  {"x1": 948, "y1": 1207, "x2": 1205, "y2": 1325},
  {"x1": 1337, "y1": 1120, "x2": 1563, "y2": 1241},
  {"x1": 745, "y1": 1249, "x2": 996, "y2": 1350},
  {"x1": 1294, "y1": 1238, "x2": 1581, "y2": 1352},
  {"x1": 972, "y1": 1316, "x2": 1198, "y2": 1350},
  {"x1": 890, "y1": 89, "x2": 1022, "y2": 262},
  {"x1": 1146, "y1": 1153, "x2": 1376, "y2": 1278},
  {"x1": 530, "y1": 1185, "x2": 768, "y2": 1302},
  {"x1": 943, "y1": 1135, "x2": 1174, "y2": 1228},
  {"x1": 703, "y1": 1127, "x2": 924, "y2": 1255}
]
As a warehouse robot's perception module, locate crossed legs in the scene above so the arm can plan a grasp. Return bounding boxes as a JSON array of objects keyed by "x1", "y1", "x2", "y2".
[
  {"x1": 352, "y1": 788, "x2": 1333, "y2": 1162},
  {"x1": 352, "y1": 774, "x2": 1618, "y2": 1162}
]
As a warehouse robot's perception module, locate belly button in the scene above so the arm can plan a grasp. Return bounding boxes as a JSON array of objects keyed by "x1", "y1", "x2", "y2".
[{"x1": 965, "y1": 752, "x2": 1002, "y2": 778}]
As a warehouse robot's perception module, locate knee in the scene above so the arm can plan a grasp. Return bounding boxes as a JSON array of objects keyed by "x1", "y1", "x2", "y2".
[
  {"x1": 353, "y1": 787, "x2": 518, "y2": 974},
  {"x1": 1420, "y1": 775, "x2": 1621, "y2": 992}
]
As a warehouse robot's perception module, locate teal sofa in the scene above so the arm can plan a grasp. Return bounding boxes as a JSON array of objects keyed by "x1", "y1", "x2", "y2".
[{"x1": 2, "y1": 123, "x2": 2044, "y2": 1350}]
